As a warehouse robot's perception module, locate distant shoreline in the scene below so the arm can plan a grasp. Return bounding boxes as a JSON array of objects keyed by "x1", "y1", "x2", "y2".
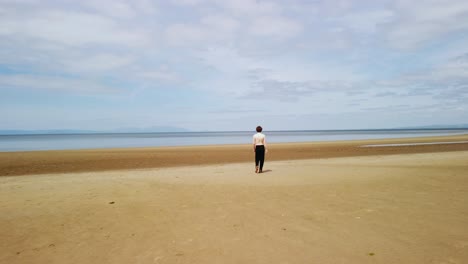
[
  {"x1": 1, "y1": 127, "x2": 468, "y2": 136},
  {"x1": 1, "y1": 129, "x2": 468, "y2": 152}
]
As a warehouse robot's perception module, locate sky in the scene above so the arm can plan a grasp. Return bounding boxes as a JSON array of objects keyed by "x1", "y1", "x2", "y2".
[{"x1": 1, "y1": 0, "x2": 468, "y2": 131}]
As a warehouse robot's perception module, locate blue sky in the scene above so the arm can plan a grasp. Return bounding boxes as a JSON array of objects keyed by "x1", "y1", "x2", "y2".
[{"x1": 1, "y1": 0, "x2": 467, "y2": 131}]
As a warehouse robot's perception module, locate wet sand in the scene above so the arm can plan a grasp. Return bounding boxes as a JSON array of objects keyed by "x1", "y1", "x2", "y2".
[
  {"x1": 1, "y1": 135, "x2": 468, "y2": 263},
  {"x1": 1, "y1": 134, "x2": 468, "y2": 176}
]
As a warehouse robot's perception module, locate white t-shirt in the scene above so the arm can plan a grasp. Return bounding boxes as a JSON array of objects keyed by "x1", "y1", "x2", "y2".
[{"x1": 253, "y1": 132, "x2": 266, "y2": 146}]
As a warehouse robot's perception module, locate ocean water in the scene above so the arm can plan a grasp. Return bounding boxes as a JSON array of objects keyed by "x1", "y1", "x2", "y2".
[{"x1": 1, "y1": 129, "x2": 467, "y2": 152}]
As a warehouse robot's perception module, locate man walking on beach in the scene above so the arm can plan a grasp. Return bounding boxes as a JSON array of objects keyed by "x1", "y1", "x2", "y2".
[{"x1": 253, "y1": 126, "x2": 267, "y2": 173}]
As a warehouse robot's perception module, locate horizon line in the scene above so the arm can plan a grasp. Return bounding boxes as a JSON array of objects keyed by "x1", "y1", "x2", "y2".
[{"x1": 1, "y1": 127, "x2": 468, "y2": 136}]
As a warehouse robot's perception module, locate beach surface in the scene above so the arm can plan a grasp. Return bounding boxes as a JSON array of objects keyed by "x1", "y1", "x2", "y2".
[
  {"x1": 1, "y1": 134, "x2": 468, "y2": 176},
  {"x1": 1, "y1": 135, "x2": 468, "y2": 263}
]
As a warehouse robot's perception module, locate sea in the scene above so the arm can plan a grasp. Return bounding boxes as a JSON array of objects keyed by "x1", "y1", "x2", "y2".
[{"x1": 1, "y1": 129, "x2": 467, "y2": 152}]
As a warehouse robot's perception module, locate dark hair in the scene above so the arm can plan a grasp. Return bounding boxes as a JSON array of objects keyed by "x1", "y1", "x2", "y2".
[{"x1": 256, "y1": 126, "x2": 262, "y2": 132}]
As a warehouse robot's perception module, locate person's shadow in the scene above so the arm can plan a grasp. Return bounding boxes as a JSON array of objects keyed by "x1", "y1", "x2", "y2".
[{"x1": 261, "y1": 169, "x2": 272, "y2": 173}]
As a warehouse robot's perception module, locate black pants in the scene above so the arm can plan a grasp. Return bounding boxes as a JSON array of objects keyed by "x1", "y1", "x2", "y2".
[{"x1": 255, "y1": 145, "x2": 265, "y2": 171}]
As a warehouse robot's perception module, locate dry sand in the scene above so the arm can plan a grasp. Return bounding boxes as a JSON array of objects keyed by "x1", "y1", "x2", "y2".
[{"x1": 1, "y1": 146, "x2": 468, "y2": 263}]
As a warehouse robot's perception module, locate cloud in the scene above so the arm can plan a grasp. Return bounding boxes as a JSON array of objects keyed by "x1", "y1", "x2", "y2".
[
  {"x1": 2, "y1": 0, "x2": 468, "y2": 130},
  {"x1": 63, "y1": 54, "x2": 136, "y2": 73},
  {"x1": 385, "y1": 0, "x2": 468, "y2": 49},
  {"x1": 237, "y1": 46, "x2": 468, "y2": 118},
  {"x1": 165, "y1": 23, "x2": 206, "y2": 46},
  {"x1": 79, "y1": 0, "x2": 158, "y2": 18},
  {"x1": 249, "y1": 16, "x2": 303, "y2": 38},
  {"x1": 0, "y1": 9, "x2": 151, "y2": 47},
  {"x1": 166, "y1": 0, "x2": 299, "y2": 47},
  {"x1": 137, "y1": 65, "x2": 182, "y2": 83},
  {"x1": 80, "y1": 0, "x2": 137, "y2": 19},
  {"x1": 219, "y1": 0, "x2": 281, "y2": 16},
  {"x1": 243, "y1": 78, "x2": 363, "y2": 102},
  {"x1": 431, "y1": 52, "x2": 468, "y2": 79},
  {"x1": 165, "y1": 14, "x2": 240, "y2": 47},
  {"x1": 375, "y1": 91, "x2": 398, "y2": 97},
  {"x1": 0, "y1": 74, "x2": 118, "y2": 94},
  {"x1": 331, "y1": 9, "x2": 394, "y2": 34},
  {"x1": 201, "y1": 14, "x2": 240, "y2": 33},
  {"x1": 170, "y1": 0, "x2": 207, "y2": 6}
]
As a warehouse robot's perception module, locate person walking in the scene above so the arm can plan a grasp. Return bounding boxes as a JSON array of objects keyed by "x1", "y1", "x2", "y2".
[{"x1": 253, "y1": 126, "x2": 267, "y2": 173}]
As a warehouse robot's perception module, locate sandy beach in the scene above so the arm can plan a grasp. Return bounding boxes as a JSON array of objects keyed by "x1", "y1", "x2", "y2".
[
  {"x1": 1, "y1": 135, "x2": 468, "y2": 263},
  {"x1": 1, "y1": 134, "x2": 468, "y2": 176}
]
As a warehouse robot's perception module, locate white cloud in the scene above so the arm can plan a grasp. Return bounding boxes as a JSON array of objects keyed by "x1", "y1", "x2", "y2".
[
  {"x1": 249, "y1": 16, "x2": 303, "y2": 38},
  {"x1": 386, "y1": 0, "x2": 468, "y2": 49},
  {"x1": 401, "y1": 0, "x2": 468, "y2": 22},
  {"x1": 192, "y1": 45, "x2": 369, "y2": 102},
  {"x1": 63, "y1": 54, "x2": 135, "y2": 73},
  {"x1": 165, "y1": 23, "x2": 207, "y2": 46},
  {"x1": 0, "y1": 9, "x2": 151, "y2": 47},
  {"x1": 171, "y1": 0, "x2": 281, "y2": 16},
  {"x1": 198, "y1": 47, "x2": 262, "y2": 74},
  {"x1": 165, "y1": 14, "x2": 240, "y2": 47},
  {"x1": 201, "y1": 14, "x2": 240, "y2": 33},
  {"x1": 81, "y1": 0, "x2": 158, "y2": 18},
  {"x1": 386, "y1": 22, "x2": 446, "y2": 50},
  {"x1": 218, "y1": 0, "x2": 281, "y2": 16},
  {"x1": 0, "y1": 74, "x2": 117, "y2": 94},
  {"x1": 333, "y1": 10, "x2": 395, "y2": 33},
  {"x1": 139, "y1": 71, "x2": 180, "y2": 82},
  {"x1": 137, "y1": 65, "x2": 182, "y2": 83},
  {"x1": 170, "y1": 0, "x2": 207, "y2": 6},
  {"x1": 80, "y1": 0, "x2": 136, "y2": 18}
]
